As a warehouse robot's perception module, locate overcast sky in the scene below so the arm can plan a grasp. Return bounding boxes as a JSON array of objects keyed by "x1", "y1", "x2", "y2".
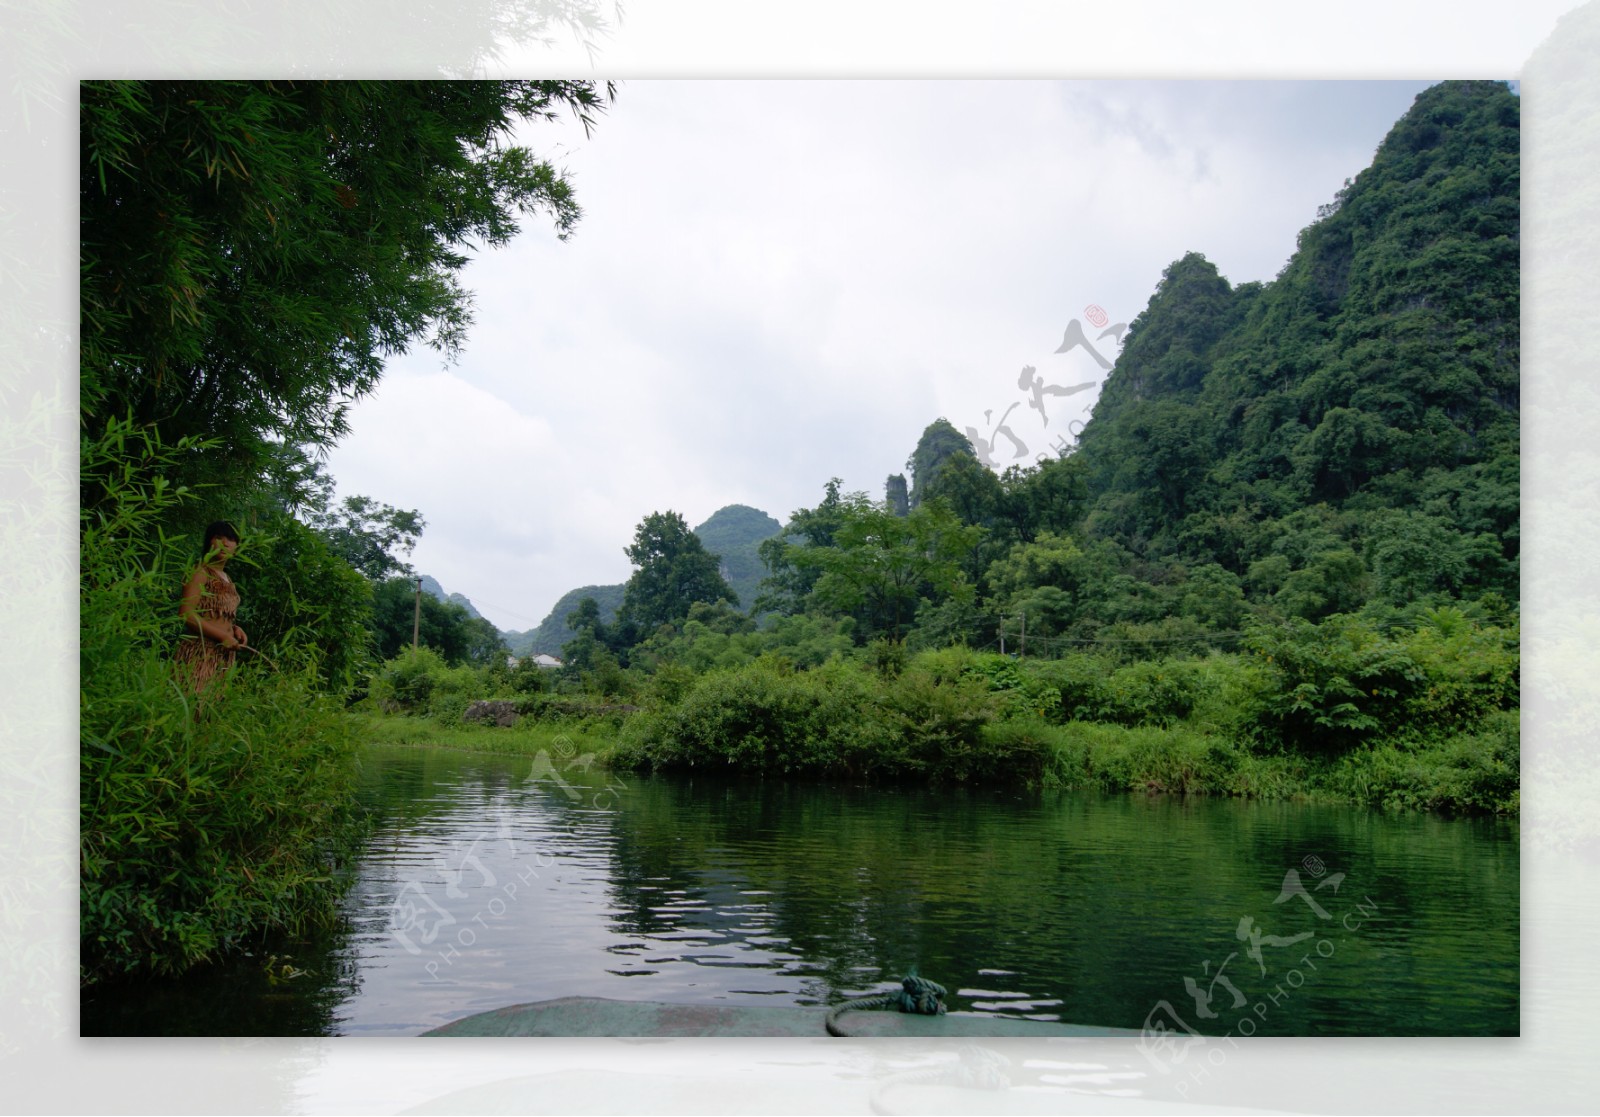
[{"x1": 320, "y1": 79, "x2": 1443, "y2": 632}]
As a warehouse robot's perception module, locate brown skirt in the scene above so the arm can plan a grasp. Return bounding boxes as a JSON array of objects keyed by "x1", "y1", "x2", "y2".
[{"x1": 174, "y1": 635, "x2": 236, "y2": 692}]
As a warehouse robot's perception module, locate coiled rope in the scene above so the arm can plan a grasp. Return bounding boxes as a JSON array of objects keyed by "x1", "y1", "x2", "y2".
[{"x1": 826, "y1": 973, "x2": 948, "y2": 1037}]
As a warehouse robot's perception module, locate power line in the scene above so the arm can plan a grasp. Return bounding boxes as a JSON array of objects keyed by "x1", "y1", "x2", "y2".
[
  {"x1": 437, "y1": 594, "x2": 550, "y2": 628},
  {"x1": 966, "y1": 608, "x2": 1249, "y2": 651}
]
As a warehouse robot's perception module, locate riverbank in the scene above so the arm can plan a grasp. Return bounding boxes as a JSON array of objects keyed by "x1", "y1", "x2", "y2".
[
  {"x1": 360, "y1": 615, "x2": 1518, "y2": 817},
  {"x1": 356, "y1": 703, "x2": 1519, "y2": 816},
  {"x1": 357, "y1": 711, "x2": 618, "y2": 759}
]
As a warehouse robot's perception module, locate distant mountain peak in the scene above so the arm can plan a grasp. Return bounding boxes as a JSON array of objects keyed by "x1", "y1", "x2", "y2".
[{"x1": 417, "y1": 574, "x2": 484, "y2": 621}]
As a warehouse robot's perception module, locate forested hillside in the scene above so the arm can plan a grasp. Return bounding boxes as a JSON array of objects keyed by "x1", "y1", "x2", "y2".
[
  {"x1": 688, "y1": 504, "x2": 783, "y2": 611},
  {"x1": 511, "y1": 583, "x2": 628, "y2": 656},
  {"x1": 513, "y1": 83, "x2": 1518, "y2": 669},
  {"x1": 1071, "y1": 79, "x2": 1518, "y2": 626},
  {"x1": 420, "y1": 574, "x2": 484, "y2": 620},
  {"x1": 789, "y1": 80, "x2": 1520, "y2": 656},
  {"x1": 583, "y1": 80, "x2": 1515, "y2": 806}
]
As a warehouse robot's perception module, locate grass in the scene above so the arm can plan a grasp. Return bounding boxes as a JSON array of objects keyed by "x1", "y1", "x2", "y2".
[{"x1": 353, "y1": 711, "x2": 619, "y2": 762}]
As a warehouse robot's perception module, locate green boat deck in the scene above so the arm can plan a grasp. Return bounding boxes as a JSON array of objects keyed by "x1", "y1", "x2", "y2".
[{"x1": 421, "y1": 996, "x2": 1142, "y2": 1038}]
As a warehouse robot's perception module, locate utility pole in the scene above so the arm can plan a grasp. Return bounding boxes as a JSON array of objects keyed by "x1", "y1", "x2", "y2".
[
  {"x1": 999, "y1": 619, "x2": 1005, "y2": 656},
  {"x1": 1020, "y1": 610, "x2": 1026, "y2": 658},
  {"x1": 413, "y1": 576, "x2": 422, "y2": 651}
]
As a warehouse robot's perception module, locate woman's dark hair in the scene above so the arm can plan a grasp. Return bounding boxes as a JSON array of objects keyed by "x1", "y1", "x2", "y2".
[{"x1": 201, "y1": 520, "x2": 240, "y2": 560}]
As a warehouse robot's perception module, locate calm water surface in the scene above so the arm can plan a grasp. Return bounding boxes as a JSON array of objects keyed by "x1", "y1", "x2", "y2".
[{"x1": 82, "y1": 744, "x2": 1519, "y2": 1037}]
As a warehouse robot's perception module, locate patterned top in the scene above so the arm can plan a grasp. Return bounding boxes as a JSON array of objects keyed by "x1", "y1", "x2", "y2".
[{"x1": 174, "y1": 565, "x2": 241, "y2": 691}]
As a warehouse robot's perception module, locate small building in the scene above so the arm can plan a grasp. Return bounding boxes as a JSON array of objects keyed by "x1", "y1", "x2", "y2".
[{"x1": 530, "y1": 653, "x2": 563, "y2": 669}]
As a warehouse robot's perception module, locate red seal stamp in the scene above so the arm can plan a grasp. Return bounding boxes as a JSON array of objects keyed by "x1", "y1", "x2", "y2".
[{"x1": 1085, "y1": 303, "x2": 1109, "y2": 329}]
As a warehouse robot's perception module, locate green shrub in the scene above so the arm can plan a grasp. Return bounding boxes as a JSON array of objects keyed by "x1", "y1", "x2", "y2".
[
  {"x1": 616, "y1": 658, "x2": 886, "y2": 776},
  {"x1": 368, "y1": 646, "x2": 448, "y2": 713},
  {"x1": 978, "y1": 718, "x2": 1060, "y2": 785},
  {"x1": 507, "y1": 657, "x2": 552, "y2": 695},
  {"x1": 1032, "y1": 721, "x2": 1265, "y2": 798},
  {"x1": 878, "y1": 661, "x2": 999, "y2": 780},
  {"x1": 969, "y1": 654, "x2": 1059, "y2": 720},
  {"x1": 80, "y1": 419, "x2": 365, "y2": 982},
  {"x1": 1023, "y1": 653, "x2": 1119, "y2": 724},
  {"x1": 617, "y1": 654, "x2": 1051, "y2": 783},
  {"x1": 81, "y1": 656, "x2": 365, "y2": 983},
  {"x1": 1397, "y1": 614, "x2": 1519, "y2": 730},
  {"x1": 1095, "y1": 659, "x2": 1205, "y2": 727},
  {"x1": 1326, "y1": 710, "x2": 1519, "y2": 814},
  {"x1": 642, "y1": 660, "x2": 699, "y2": 707},
  {"x1": 1018, "y1": 652, "x2": 1214, "y2": 728},
  {"x1": 1183, "y1": 653, "x2": 1275, "y2": 741},
  {"x1": 1242, "y1": 614, "x2": 1519, "y2": 753},
  {"x1": 865, "y1": 636, "x2": 908, "y2": 678},
  {"x1": 1245, "y1": 617, "x2": 1422, "y2": 750},
  {"x1": 230, "y1": 514, "x2": 375, "y2": 694},
  {"x1": 1081, "y1": 724, "x2": 1210, "y2": 793},
  {"x1": 425, "y1": 662, "x2": 493, "y2": 724}
]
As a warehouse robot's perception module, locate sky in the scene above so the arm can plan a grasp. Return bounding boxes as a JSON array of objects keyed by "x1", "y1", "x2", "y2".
[{"x1": 321, "y1": 79, "x2": 1441, "y2": 632}]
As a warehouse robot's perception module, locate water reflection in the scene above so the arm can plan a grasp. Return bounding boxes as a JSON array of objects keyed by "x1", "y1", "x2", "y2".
[{"x1": 82, "y1": 744, "x2": 1519, "y2": 1037}]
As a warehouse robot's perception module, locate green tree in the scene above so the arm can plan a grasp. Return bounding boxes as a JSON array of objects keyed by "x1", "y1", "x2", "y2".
[
  {"x1": 1290, "y1": 406, "x2": 1399, "y2": 500},
  {"x1": 460, "y1": 614, "x2": 510, "y2": 667},
  {"x1": 1362, "y1": 510, "x2": 1499, "y2": 606},
  {"x1": 370, "y1": 576, "x2": 506, "y2": 665},
  {"x1": 229, "y1": 513, "x2": 377, "y2": 692},
  {"x1": 617, "y1": 511, "x2": 737, "y2": 638},
  {"x1": 800, "y1": 499, "x2": 980, "y2": 643},
  {"x1": 558, "y1": 598, "x2": 632, "y2": 694},
  {"x1": 306, "y1": 494, "x2": 426, "y2": 581},
  {"x1": 997, "y1": 454, "x2": 1090, "y2": 544},
  {"x1": 1066, "y1": 82, "x2": 1518, "y2": 609},
  {"x1": 560, "y1": 594, "x2": 613, "y2": 672},
  {"x1": 987, "y1": 530, "x2": 1086, "y2": 603},
  {"x1": 1175, "y1": 562, "x2": 1249, "y2": 631},
  {"x1": 921, "y1": 450, "x2": 1009, "y2": 584},
  {"x1": 755, "y1": 478, "x2": 855, "y2": 616},
  {"x1": 81, "y1": 79, "x2": 612, "y2": 497},
  {"x1": 1273, "y1": 549, "x2": 1368, "y2": 620},
  {"x1": 984, "y1": 530, "x2": 1090, "y2": 643}
]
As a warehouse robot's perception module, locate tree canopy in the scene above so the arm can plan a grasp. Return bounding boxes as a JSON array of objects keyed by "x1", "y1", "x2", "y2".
[
  {"x1": 80, "y1": 79, "x2": 612, "y2": 498},
  {"x1": 758, "y1": 485, "x2": 979, "y2": 644},
  {"x1": 617, "y1": 511, "x2": 738, "y2": 637}
]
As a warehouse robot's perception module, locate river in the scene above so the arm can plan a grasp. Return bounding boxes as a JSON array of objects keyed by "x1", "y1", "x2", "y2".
[{"x1": 81, "y1": 743, "x2": 1519, "y2": 1038}]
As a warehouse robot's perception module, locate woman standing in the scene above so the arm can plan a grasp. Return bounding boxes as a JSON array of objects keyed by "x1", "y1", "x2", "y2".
[{"x1": 175, "y1": 521, "x2": 248, "y2": 692}]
